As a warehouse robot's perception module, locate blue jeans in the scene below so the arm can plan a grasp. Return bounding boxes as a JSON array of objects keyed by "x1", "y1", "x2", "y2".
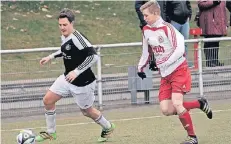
[{"x1": 171, "y1": 20, "x2": 192, "y2": 66}]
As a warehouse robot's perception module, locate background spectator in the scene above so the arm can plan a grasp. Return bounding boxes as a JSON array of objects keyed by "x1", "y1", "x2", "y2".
[
  {"x1": 135, "y1": 0, "x2": 148, "y2": 30},
  {"x1": 198, "y1": 0, "x2": 229, "y2": 67},
  {"x1": 166, "y1": 1, "x2": 192, "y2": 66},
  {"x1": 227, "y1": 1, "x2": 231, "y2": 26}
]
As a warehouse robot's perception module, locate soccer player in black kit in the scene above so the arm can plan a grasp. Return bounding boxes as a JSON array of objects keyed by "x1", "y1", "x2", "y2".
[{"x1": 36, "y1": 8, "x2": 115, "y2": 143}]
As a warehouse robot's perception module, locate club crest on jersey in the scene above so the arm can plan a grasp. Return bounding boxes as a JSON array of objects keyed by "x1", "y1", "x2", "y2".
[
  {"x1": 158, "y1": 36, "x2": 164, "y2": 43},
  {"x1": 65, "y1": 44, "x2": 71, "y2": 50}
]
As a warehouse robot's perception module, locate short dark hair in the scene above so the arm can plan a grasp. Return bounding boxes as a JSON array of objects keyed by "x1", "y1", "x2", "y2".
[{"x1": 58, "y1": 8, "x2": 75, "y2": 23}]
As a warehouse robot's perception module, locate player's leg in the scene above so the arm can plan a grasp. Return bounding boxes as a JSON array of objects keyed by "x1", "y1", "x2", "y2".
[
  {"x1": 35, "y1": 91, "x2": 61, "y2": 142},
  {"x1": 81, "y1": 107, "x2": 112, "y2": 129},
  {"x1": 159, "y1": 76, "x2": 177, "y2": 116},
  {"x1": 179, "y1": 68, "x2": 200, "y2": 111},
  {"x1": 70, "y1": 81, "x2": 115, "y2": 142},
  {"x1": 183, "y1": 98, "x2": 212, "y2": 119},
  {"x1": 176, "y1": 67, "x2": 213, "y2": 119},
  {"x1": 171, "y1": 67, "x2": 198, "y2": 144},
  {"x1": 160, "y1": 99, "x2": 177, "y2": 116},
  {"x1": 43, "y1": 91, "x2": 61, "y2": 132},
  {"x1": 36, "y1": 75, "x2": 69, "y2": 142},
  {"x1": 172, "y1": 93, "x2": 198, "y2": 144},
  {"x1": 81, "y1": 107, "x2": 115, "y2": 142}
]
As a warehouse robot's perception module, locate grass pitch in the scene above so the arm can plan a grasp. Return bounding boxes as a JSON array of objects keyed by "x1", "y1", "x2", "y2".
[{"x1": 2, "y1": 100, "x2": 231, "y2": 144}]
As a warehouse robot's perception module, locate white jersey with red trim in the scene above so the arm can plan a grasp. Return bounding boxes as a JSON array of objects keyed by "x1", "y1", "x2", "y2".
[{"x1": 138, "y1": 18, "x2": 186, "y2": 77}]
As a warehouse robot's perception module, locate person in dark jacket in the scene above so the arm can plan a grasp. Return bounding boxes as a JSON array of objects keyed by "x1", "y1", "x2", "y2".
[
  {"x1": 135, "y1": 0, "x2": 168, "y2": 29},
  {"x1": 135, "y1": 0, "x2": 168, "y2": 71},
  {"x1": 198, "y1": 0, "x2": 229, "y2": 67},
  {"x1": 135, "y1": 0, "x2": 148, "y2": 30},
  {"x1": 227, "y1": 1, "x2": 231, "y2": 26},
  {"x1": 166, "y1": 1, "x2": 192, "y2": 65}
]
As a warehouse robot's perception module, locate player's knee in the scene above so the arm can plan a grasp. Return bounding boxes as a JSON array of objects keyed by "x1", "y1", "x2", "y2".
[
  {"x1": 43, "y1": 97, "x2": 49, "y2": 106},
  {"x1": 161, "y1": 107, "x2": 171, "y2": 116},
  {"x1": 43, "y1": 96, "x2": 54, "y2": 106},
  {"x1": 172, "y1": 100, "x2": 183, "y2": 110},
  {"x1": 43, "y1": 92, "x2": 60, "y2": 106}
]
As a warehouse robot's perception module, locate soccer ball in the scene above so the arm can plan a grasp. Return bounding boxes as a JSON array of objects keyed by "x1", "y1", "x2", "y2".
[{"x1": 16, "y1": 129, "x2": 36, "y2": 144}]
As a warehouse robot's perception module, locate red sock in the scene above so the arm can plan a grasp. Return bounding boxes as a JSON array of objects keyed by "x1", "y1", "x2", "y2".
[
  {"x1": 179, "y1": 110, "x2": 195, "y2": 136},
  {"x1": 183, "y1": 101, "x2": 200, "y2": 110}
]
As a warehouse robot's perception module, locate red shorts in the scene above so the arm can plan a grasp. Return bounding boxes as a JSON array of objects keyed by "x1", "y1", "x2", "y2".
[{"x1": 158, "y1": 61, "x2": 191, "y2": 102}]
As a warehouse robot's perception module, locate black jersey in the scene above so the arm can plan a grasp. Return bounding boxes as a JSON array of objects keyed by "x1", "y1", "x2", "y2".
[{"x1": 51, "y1": 30, "x2": 97, "y2": 86}]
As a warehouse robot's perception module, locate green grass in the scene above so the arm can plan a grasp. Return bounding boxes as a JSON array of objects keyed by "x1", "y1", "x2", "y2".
[
  {"x1": 2, "y1": 100, "x2": 231, "y2": 144},
  {"x1": 1, "y1": 1, "x2": 142, "y2": 49},
  {"x1": 3, "y1": 1, "x2": 230, "y2": 49}
]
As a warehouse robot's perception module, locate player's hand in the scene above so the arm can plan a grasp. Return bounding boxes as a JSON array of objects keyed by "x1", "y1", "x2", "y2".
[
  {"x1": 137, "y1": 72, "x2": 146, "y2": 79},
  {"x1": 149, "y1": 61, "x2": 158, "y2": 71},
  {"x1": 65, "y1": 71, "x2": 77, "y2": 83},
  {"x1": 39, "y1": 56, "x2": 51, "y2": 65}
]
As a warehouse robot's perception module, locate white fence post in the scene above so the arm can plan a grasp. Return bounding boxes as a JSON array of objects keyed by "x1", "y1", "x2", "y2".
[
  {"x1": 198, "y1": 40, "x2": 204, "y2": 97},
  {"x1": 96, "y1": 47, "x2": 103, "y2": 110}
]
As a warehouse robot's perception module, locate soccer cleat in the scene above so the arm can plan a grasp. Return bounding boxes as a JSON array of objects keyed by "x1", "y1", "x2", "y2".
[
  {"x1": 198, "y1": 97, "x2": 213, "y2": 119},
  {"x1": 97, "y1": 123, "x2": 115, "y2": 142},
  {"x1": 35, "y1": 131, "x2": 57, "y2": 142},
  {"x1": 180, "y1": 136, "x2": 198, "y2": 144}
]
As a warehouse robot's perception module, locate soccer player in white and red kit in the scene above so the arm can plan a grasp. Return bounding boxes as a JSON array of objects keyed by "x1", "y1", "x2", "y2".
[{"x1": 137, "y1": 1, "x2": 213, "y2": 144}]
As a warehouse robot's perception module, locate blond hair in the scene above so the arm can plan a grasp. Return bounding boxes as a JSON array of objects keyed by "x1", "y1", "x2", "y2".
[{"x1": 140, "y1": 0, "x2": 161, "y2": 15}]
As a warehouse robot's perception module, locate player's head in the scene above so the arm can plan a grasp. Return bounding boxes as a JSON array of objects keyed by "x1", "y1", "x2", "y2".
[
  {"x1": 140, "y1": 0, "x2": 161, "y2": 25},
  {"x1": 58, "y1": 8, "x2": 75, "y2": 37}
]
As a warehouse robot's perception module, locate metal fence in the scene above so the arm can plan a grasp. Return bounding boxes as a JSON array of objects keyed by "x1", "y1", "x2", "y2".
[{"x1": 1, "y1": 37, "x2": 231, "y2": 118}]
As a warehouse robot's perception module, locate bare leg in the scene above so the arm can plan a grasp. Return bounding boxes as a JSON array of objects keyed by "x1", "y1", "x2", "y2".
[{"x1": 160, "y1": 99, "x2": 177, "y2": 116}]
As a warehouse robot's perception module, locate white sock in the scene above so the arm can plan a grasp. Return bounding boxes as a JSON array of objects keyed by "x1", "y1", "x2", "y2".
[
  {"x1": 95, "y1": 115, "x2": 111, "y2": 129},
  {"x1": 45, "y1": 109, "x2": 56, "y2": 134}
]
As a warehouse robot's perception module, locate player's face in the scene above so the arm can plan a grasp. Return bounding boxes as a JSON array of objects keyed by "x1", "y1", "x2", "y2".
[
  {"x1": 142, "y1": 9, "x2": 159, "y2": 25},
  {"x1": 59, "y1": 18, "x2": 73, "y2": 37}
]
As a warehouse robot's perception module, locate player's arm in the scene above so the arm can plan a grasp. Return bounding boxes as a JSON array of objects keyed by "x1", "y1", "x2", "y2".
[
  {"x1": 72, "y1": 32, "x2": 98, "y2": 76},
  {"x1": 137, "y1": 34, "x2": 151, "y2": 79},
  {"x1": 160, "y1": 24, "x2": 185, "y2": 67},
  {"x1": 74, "y1": 47, "x2": 98, "y2": 76},
  {"x1": 48, "y1": 50, "x2": 63, "y2": 59},
  {"x1": 40, "y1": 50, "x2": 62, "y2": 65}
]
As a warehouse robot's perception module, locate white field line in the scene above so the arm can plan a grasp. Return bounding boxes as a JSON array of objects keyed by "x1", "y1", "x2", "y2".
[{"x1": 2, "y1": 109, "x2": 231, "y2": 132}]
